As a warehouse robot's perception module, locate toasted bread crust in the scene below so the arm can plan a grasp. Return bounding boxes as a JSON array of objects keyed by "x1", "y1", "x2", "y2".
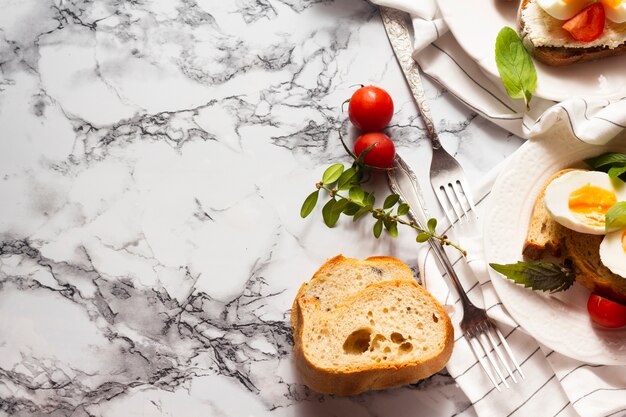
[
  {"x1": 291, "y1": 257, "x2": 453, "y2": 396},
  {"x1": 519, "y1": 0, "x2": 626, "y2": 66}
]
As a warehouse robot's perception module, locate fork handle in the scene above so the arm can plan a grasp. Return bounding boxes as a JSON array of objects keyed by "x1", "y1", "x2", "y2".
[{"x1": 380, "y1": 7, "x2": 442, "y2": 150}]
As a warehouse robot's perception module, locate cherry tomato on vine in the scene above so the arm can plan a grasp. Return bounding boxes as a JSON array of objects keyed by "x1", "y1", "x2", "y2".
[
  {"x1": 354, "y1": 132, "x2": 395, "y2": 169},
  {"x1": 348, "y1": 86, "x2": 394, "y2": 132},
  {"x1": 562, "y1": 3, "x2": 605, "y2": 43},
  {"x1": 587, "y1": 293, "x2": 626, "y2": 328}
]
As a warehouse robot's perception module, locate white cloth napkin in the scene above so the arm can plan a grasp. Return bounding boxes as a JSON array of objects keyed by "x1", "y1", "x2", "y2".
[
  {"x1": 415, "y1": 157, "x2": 626, "y2": 417},
  {"x1": 371, "y1": 0, "x2": 626, "y2": 144}
]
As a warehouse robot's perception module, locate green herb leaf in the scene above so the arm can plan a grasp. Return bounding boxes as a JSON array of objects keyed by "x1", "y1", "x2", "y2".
[
  {"x1": 584, "y1": 152, "x2": 626, "y2": 169},
  {"x1": 349, "y1": 186, "x2": 365, "y2": 203},
  {"x1": 373, "y1": 219, "x2": 383, "y2": 238},
  {"x1": 606, "y1": 201, "x2": 626, "y2": 231},
  {"x1": 322, "y1": 164, "x2": 344, "y2": 185},
  {"x1": 489, "y1": 261, "x2": 576, "y2": 293},
  {"x1": 427, "y1": 218, "x2": 437, "y2": 233},
  {"x1": 322, "y1": 198, "x2": 339, "y2": 227},
  {"x1": 608, "y1": 165, "x2": 626, "y2": 179},
  {"x1": 332, "y1": 198, "x2": 350, "y2": 217},
  {"x1": 337, "y1": 167, "x2": 357, "y2": 190},
  {"x1": 366, "y1": 192, "x2": 376, "y2": 206},
  {"x1": 397, "y1": 203, "x2": 410, "y2": 216},
  {"x1": 383, "y1": 194, "x2": 400, "y2": 209},
  {"x1": 387, "y1": 221, "x2": 398, "y2": 238},
  {"x1": 416, "y1": 233, "x2": 430, "y2": 243},
  {"x1": 353, "y1": 204, "x2": 372, "y2": 222},
  {"x1": 495, "y1": 26, "x2": 537, "y2": 110},
  {"x1": 343, "y1": 202, "x2": 361, "y2": 216},
  {"x1": 300, "y1": 190, "x2": 319, "y2": 218}
]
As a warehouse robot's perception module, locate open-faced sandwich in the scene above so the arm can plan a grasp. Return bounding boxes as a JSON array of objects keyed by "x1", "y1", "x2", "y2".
[
  {"x1": 519, "y1": 0, "x2": 626, "y2": 65},
  {"x1": 519, "y1": 165, "x2": 626, "y2": 328}
]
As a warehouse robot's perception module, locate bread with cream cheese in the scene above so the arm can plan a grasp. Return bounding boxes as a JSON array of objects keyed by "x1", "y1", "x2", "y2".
[{"x1": 519, "y1": 0, "x2": 626, "y2": 66}]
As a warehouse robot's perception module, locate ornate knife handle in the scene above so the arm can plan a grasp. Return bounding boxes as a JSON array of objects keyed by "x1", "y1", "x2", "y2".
[{"x1": 380, "y1": 7, "x2": 441, "y2": 149}]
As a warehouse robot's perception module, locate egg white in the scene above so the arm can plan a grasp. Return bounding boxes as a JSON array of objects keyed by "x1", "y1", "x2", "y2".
[
  {"x1": 543, "y1": 170, "x2": 626, "y2": 235},
  {"x1": 604, "y1": 1, "x2": 626, "y2": 23},
  {"x1": 537, "y1": 0, "x2": 589, "y2": 20},
  {"x1": 600, "y1": 230, "x2": 626, "y2": 278}
]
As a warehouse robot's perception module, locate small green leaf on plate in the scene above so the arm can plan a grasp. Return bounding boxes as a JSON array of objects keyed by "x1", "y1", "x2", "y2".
[
  {"x1": 606, "y1": 201, "x2": 626, "y2": 231},
  {"x1": 495, "y1": 26, "x2": 537, "y2": 110},
  {"x1": 584, "y1": 152, "x2": 626, "y2": 169},
  {"x1": 489, "y1": 261, "x2": 576, "y2": 293}
]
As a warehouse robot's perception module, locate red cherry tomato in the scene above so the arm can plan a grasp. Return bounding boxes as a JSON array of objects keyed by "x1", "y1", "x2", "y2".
[
  {"x1": 562, "y1": 3, "x2": 605, "y2": 43},
  {"x1": 587, "y1": 293, "x2": 626, "y2": 328},
  {"x1": 354, "y1": 132, "x2": 395, "y2": 169},
  {"x1": 348, "y1": 86, "x2": 394, "y2": 132}
]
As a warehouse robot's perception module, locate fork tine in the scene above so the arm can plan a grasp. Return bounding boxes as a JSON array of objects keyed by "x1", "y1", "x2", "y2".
[
  {"x1": 484, "y1": 323, "x2": 518, "y2": 384},
  {"x1": 476, "y1": 324, "x2": 510, "y2": 388},
  {"x1": 451, "y1": 181, "x2": 470, "y2": 221},
  {"x1": 495, "y1": 327, "x2": 526, "y2": 379},
  {"x1": 465, "y1": 334, "x2": 501, "y2": 391},
  {"x1": 435, "y1": 187, "x2": 456, "y2": 226},
  {"x1": 441, "y1": 184, "x2": 464, "y2": 223},
  {"x1": 458, "y1": 178, "x2": 477, "y2": 215}
]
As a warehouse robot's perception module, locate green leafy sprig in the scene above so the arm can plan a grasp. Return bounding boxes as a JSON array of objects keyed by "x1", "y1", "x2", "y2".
[
  {"x1": 490, "y1": 260, "x2": 577, "y2": 293},
  {"x1": 584, "y1": 152, "x2": 626, "y2": 231},
  {"x1": 301, "y1": 163, "x2": 466, "y2": 255},
  {"x1": 495, "y1": 26, "x2": 537, "y2": 110}
]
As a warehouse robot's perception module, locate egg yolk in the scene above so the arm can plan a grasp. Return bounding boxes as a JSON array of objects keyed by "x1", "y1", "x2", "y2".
[
  {"x1": 621, "y1": 230, "x2": 626, "y2": 253},
  {"x1": 568, "y1": 184, "x2": 617, "y2": 226},
  {"x1": 602, "y1": 0, "x2": 622, "y2": 8}
]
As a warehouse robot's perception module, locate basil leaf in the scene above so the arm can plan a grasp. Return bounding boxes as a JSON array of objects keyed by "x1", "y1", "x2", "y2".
[
  {"x1": 373, "y1": 219, "x2": 383, "y2": 238},
  {"x1": 490, "y1": 261, "x2": 576, "y2": 293},
  {"x1": 416, "y1": 233, "x2": 429, "y2": 243},
  {"x1": 584, "y1": 152, "x2": 626, "y2": 169},
  {"x1": 608, "y1": 165, "x2": 626, "y2": 180},
  {"x1": 322, "y1": 164, "x2": 344, "y2": 185},
  {"x1": 606, "y1": 201, "x2": 626, "y2": 231},
  {"x1": 300, "y1": 190, "x2": 319, "y2": 218},
  {"x1": 495, "y1": 26, "x2": 537, "y2": 110},
  {"x1": 383, "y1": 194, "x2": 400, "y2": 209}
]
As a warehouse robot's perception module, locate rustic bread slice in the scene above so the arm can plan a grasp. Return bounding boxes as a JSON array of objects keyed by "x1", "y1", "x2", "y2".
[
  {"x1": 519, "y1": 0, "x2": 626, "y2": 66},
  {"x1": 561, "y1": 229, "x2": 626, "y2": 304},
  {"x1": 291, "y1": 256, "x2": 453, "y2": 396},
  {"x1": 290, "y1": 255, "x2": 415, "y2": 333},
  {"x1": 522, "y1": 169, "x2": 575, "y2": 260}
]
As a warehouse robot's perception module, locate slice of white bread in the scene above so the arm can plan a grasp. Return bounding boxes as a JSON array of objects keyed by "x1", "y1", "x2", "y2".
[
  {"x1": 291, "y1": 255, "x2": 453, "y2": 396},
  {"x1": 519, "y1": 0, "x2": 626, "y2": 66},
  {"x1": 523, "y1": 169, "x2": 626, "y2": 304}
]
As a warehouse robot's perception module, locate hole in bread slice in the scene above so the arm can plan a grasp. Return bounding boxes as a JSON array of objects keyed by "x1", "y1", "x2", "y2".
[{"x1": 343, "y1": 328, "x2": 372, "y2": 354}]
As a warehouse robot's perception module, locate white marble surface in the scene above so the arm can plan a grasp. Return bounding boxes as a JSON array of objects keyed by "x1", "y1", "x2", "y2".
[{"x1": 0, "y1": 0, "x2": 524, "y2": 416}]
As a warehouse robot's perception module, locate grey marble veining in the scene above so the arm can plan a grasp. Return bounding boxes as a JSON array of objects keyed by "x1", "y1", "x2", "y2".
[{"x1": 0, "y1": 0, "x2": 523, "y2": 416}]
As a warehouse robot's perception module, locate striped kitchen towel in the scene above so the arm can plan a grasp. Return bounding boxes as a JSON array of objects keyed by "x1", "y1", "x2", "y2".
[
  {"x1": 416, "y1": 160, "x2": 626, "y2": 417},
  {"x1": 370, "y1": 0, "x2": 626, "y2": 144}
]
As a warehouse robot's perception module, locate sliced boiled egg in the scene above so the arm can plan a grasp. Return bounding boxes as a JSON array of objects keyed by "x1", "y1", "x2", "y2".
[
  {"x1": 544, "y1": 170, "x2": 626, "y2": 235},
  {"x1": 602, "y1": 0, "x2": 626, "y2": 23},
  {"x1": 599, "y1": 229, "x2": 626, "y2": 278},
  {"x1": 537, "y1": 0, "x2": 589, "y2": 20}
]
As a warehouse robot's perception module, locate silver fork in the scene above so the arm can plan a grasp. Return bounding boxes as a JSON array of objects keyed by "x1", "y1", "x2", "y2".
[{"x1": 388, "y1": 155, "x2": 525, "y2": 391}]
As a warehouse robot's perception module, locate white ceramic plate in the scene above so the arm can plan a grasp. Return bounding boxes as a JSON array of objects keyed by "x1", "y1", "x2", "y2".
[
  {"x1": 436, "y1": 0, "x2": 626, "y2": 101},
  {"x1": 485, "y1": 135, "x2": 626, "y2": 365}
]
